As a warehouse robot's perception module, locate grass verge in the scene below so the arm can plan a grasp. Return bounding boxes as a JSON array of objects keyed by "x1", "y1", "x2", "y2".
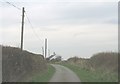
[
  {"x1": 60, "y1": 63, "x2": 118, "y2": 82},
  {"x1": 29, "y1": 64, "x2": 55, "y2": 82}
]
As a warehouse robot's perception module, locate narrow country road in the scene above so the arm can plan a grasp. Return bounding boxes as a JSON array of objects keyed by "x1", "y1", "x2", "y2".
[{"x1": 49, "y1": 64, "x2": 80, "y2": 82}]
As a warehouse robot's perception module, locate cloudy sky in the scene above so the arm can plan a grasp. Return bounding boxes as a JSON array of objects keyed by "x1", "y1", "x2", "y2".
[{"x1": 0, "y1": 0, "x2": 118, "y2": 59}]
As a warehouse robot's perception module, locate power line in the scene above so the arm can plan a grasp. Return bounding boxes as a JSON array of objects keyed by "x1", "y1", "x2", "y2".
[
  {"x1": 3, "y1": 0, "x2": 21, "y2": 10},
  {"x1": 24, "y1": 11, "x2": 42, "y2": 42},
  {"x1": 6, "y1": 1, "x2": 21, "y2": 10},
  {"x1": 2, "y1": 0, "x2": 43, "y2": 45},
  {"x1": 3, "y1": 0, "x2": 42, "y2": 42}
]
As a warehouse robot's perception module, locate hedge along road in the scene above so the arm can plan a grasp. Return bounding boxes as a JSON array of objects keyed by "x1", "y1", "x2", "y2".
[{"x1": 49, "y1": 64, "x2": 80, "y2": 82}]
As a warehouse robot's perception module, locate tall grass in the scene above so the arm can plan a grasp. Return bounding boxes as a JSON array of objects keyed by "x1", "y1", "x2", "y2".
[
  {"x1": 61, "y1": 63, "x2": 118, "y2": 82},
  {"x1": 30, "y1": 64, "x2": 55, "y2": 82}
]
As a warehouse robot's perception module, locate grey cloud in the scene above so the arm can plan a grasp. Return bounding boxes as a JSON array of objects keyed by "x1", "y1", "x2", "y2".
[
  {"x1": 1, "y1": 2, "x2": 117, "y2": 29},
  {"x1": 24, "y1": 2, "x2": 117, "y2": 27},
  {"x1": 39, "y1": 27, "x2": 61, "y2": 31},
  {"x1": 53, "y1": 2, "x2": 117, "y2": 24},
  {"x1": 105, "y1": 18, "x2": 118, "y2": 24}
]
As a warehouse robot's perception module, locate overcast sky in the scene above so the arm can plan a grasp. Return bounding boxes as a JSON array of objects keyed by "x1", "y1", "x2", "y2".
[{"x1": 0, "y1": 0, "x2": 118, "y2": 59}]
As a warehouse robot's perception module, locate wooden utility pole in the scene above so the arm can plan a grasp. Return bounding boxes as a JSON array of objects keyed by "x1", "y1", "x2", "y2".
[
  {"x1": 21, "y1": 7, "x2": 25, "y2": 51},
  {"x1": 42, "y1": 46, "x2": 44, "y2": 57},
  {"x1": 45, "y1": 38, "x2": 47, "y2": 59}
]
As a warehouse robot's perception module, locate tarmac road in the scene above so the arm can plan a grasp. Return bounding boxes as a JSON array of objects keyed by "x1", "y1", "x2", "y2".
[{"x1": 49, "y1": 64, "x2": 80, "y2": 82}]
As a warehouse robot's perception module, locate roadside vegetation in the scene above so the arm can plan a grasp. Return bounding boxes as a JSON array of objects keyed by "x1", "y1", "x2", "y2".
[
  {"x1": 2, "y1": 45, "x2": 55, "y2": 82},
  {"x1": 20, "y1": 64, "x2": 55, "y2": 82},
  {"x1": 29, "y1": 64, "x2": 55, "y2": 82},
  {"x1": 61, "y1": 63, "x2": 118, "y2": 82},
  {"x1": 60, "y1": 52, "x2": 118, "y2": 82},
  {"x1": 2, "y1": 45, "x2": 118, "y2": 82}
]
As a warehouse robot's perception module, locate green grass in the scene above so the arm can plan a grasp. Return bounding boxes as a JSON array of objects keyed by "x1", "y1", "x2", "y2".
[
  {"x1": 60, "y1": 63, "x2": 118, "y2": 82},
  {"x1": 30, "y1": 64, "x2": 55, "y2": 82}
]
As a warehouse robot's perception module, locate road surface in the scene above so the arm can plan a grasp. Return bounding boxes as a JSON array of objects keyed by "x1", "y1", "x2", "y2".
[{"x1": 49, "y1": 64, "x2": 80, "y2": 82}]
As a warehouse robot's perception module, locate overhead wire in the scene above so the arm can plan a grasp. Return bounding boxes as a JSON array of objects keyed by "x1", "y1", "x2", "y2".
[
  {"x1": 24, "y1": 11, "x2": 44, "y2": 55},
  {"x1": 3, "y1": 0, "x2": 42, "y2": 42},
  {"x1": 6, "y1": 1, "x2": 21, "y2": 10},
  {"x1": 24, "y1": 11, "x2": 42, "y2": 42},
  {"x1": 2, "y1": 0, "x2": 22, "y2": 47},
  {"x1": 2, "y1": 0, "x2": 21, "y2": 10}
]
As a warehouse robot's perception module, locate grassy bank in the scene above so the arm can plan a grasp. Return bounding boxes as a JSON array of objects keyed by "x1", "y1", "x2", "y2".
[
  {"x1": 2, "y1": 45, "x2": 47, "y2": 82},
  {"x1": 61, "y1": 63, "x2": 118, "y2": 82},
  {"x1": 27, "y1": 64, "x2": 55, "y2": 82}
]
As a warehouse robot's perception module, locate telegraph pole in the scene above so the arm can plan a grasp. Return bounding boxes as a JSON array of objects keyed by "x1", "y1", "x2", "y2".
[
  {"x1": 45, "y1": 38, "x2": 47, "y2": 59},
  {"x1": 42, "y1": 46, "x2": 44, "y2": 57},
  {"x1": 21, "y1": 7, "x2": 25, "y2": 51}
]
